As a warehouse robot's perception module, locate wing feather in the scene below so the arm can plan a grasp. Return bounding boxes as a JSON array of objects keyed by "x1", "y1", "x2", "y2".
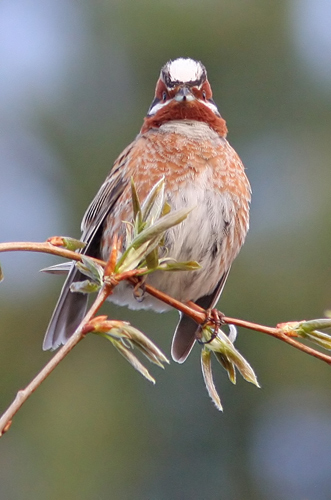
[{"x1": 43, "y1": 158, "x2": 127, "y2": 350}]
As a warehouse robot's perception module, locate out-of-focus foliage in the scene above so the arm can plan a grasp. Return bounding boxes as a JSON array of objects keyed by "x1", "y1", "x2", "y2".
[{"x1": 1, "y1": 1, "x2": 331, "y2": 499}]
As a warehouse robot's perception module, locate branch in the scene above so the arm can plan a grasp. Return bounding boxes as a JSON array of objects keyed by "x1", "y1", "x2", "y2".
[
  {"x1": 1, "y1": 240, "x2": 331, "y2": 367},
  {"x1": 0, "y1": 236, "x2": 170, "y2": 436},
  {"x1": 0, "y1": 283, "x2": 112, "y2": 436},
  {"x1": 128, "y1": 277, "x2": 331, "y2": 366},
  {"x1": 2, "y1": 178, "x2": 330, "y2": 421},
  {"x1": 1, "y1": 237, "x2": 331, "y2": 427},
  {"x1": 0, "y1": 240, "x2": 106, "y2": 266}
]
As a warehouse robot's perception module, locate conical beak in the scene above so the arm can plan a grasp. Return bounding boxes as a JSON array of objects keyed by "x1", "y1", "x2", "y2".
[{"x1": 174, "y1": 86, "x2": 195, "y2": 102}]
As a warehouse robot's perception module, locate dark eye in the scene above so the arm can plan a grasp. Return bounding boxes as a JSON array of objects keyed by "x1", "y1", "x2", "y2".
[
  {"x1": 202, "y1": 91, "x2": 206, "y2": 100},
  {"x1": 162, "y1": 91, "x2": 167, "y2": 102}
]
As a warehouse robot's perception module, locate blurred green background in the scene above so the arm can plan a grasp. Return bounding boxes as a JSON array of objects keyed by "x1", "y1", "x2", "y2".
[{"x1": 1, "y1": 1, "x2": 331, "y2": 499}]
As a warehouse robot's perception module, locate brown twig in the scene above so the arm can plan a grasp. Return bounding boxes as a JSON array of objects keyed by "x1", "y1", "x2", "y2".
[
  {"x1": 2, "y1": 240, "x2": 331, "y2": 366},
  {"x1": 0, "y1": 241, "x2": 106, "y2": 267},
  {"x1": 0, "y1": 283, "x2": 113, "y2": 437},
  {"x1": 129, "y1": 278, "x2": 331, "y2": 366},
  {"x1": 1, "y1": 239, "x2": 331, "y2": 436}
]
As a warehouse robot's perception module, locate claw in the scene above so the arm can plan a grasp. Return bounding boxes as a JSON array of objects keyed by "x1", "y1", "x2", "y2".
[
  {"x1": 197, "y1": 308, "x2": 225, "y2": 344},
  {"x1": 133, "y1": 276, "x2": 147, "y2": 302}
]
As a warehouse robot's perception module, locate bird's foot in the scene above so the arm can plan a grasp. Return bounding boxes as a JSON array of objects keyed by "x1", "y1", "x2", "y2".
[
  {"x1": 133, "y1": 276, "x2": 147, "y2": 302},
  {"x1": 197, "y1": 308, "x2": 225, "y2": 344}
]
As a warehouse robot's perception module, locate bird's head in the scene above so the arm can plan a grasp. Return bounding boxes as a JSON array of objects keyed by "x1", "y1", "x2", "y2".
[{"x1": 142, "y1": 58, "x2": 227, "y2": 136}]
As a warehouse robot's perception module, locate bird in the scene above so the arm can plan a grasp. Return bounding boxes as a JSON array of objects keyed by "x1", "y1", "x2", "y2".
[{"x1": 43, "y1": 57, "x2": 251, "y2": 363}]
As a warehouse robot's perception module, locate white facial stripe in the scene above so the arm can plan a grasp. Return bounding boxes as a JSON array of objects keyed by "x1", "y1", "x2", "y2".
[
  {"x1": 148, "y1": 100, "x2": 169, "y2": 116},
  {"x1": 148, "y1": 97, "x2": 219, "y2": 117},
  {"x1": 201, "y1": 99, "x2": 219, "y2": 114},
  {"x1": 167, "y1": 58, "x2": 204, "y2": 84}
]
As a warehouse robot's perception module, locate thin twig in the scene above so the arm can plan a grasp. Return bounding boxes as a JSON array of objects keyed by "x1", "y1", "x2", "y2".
[
  {"x1": 0, "y1": 241, "x2": 105, "y2": 266},
  {"x1": 0, "y1": 284, "x2": 112, "y2": 437},
  {"x1": 223, "y1": 316, "x2": 331, "y2": 365},
  {"x1": 129, "y1": 278, "x2": 331, "y2": 366},
  {"x1": 1, "y1": 241, "x2": 331, "y2": 365},
  {"x1": 1, "y1": 238, "x2": 331, "y2": 437}
]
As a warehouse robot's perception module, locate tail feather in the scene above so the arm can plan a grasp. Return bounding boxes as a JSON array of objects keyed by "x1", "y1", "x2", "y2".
[
  {"x1": 171, "y1": 270, "x2": 231, "y2": 363},
  {"x1": 43, "y1": 267, "x2": 88, "y2": 350},
  {"x1": 171, "y1": 313, "x2": 198, "y2": 363}
]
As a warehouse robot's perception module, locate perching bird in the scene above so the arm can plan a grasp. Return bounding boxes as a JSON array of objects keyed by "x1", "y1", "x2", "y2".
[{"x1": 43, "y1": 57, "x2": 251, "y2": 363}]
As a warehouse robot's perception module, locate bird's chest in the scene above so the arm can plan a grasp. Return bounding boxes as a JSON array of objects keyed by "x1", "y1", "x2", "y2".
[
  {"x1": 101, "y1": 125, "x2": 249, "y2": 304},
  {"x1": 131, "y1": 124, "x2": 227, "y2": 195},
  {"x1": 102, "y1": 124, "x2": 247, "y2": 256}
]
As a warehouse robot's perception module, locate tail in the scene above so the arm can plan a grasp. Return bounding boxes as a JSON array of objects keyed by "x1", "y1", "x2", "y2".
[
  {"x1": 171, "y1": 270, "x2": 230, "y2": 363},
  {"x1": 171, "y1": 313, "x2": 199, "y2": 363},
  {"x1": 43, "y1": 266, "x2": 88, "y2": 350}
]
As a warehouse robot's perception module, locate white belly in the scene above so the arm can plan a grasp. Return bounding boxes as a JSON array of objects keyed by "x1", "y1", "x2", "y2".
[{"x1": 109, "y1": 180, "x2": 238, "y2": 311}]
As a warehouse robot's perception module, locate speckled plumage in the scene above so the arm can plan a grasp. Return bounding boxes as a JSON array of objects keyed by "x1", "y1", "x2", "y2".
[{"x1": 44, "y1": 58, "x2": 251, "y2": 363}]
